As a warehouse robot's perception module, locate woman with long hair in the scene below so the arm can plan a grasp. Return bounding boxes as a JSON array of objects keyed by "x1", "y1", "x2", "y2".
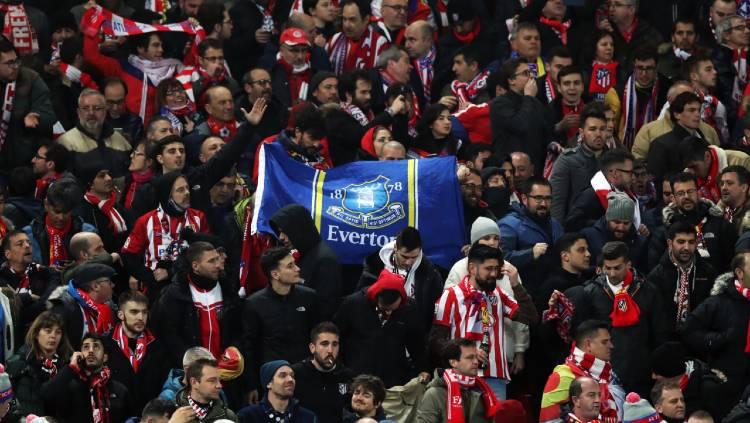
[
  {"x1": 6, "y1": 312, "x2": 73, "y2": 417},
  {"x1": 410, "y1": 103, "x2": 462, "y2": 158}
]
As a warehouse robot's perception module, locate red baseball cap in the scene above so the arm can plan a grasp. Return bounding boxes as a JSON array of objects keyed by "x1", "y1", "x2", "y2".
[{"x1": 280, "y1": 27, "x2": 311, "y2": 47}]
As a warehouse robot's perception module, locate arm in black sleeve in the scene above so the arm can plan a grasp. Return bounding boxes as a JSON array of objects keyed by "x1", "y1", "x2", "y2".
[
  {"x1": 511, "y1": 284, "x2": 539, "y2": 327},
  {"x1": 121, "y1": 253, "x2": 157, "y2": 294},
  {"x1": 193, "y1": 122, "x2": 259, "y2": 189}
]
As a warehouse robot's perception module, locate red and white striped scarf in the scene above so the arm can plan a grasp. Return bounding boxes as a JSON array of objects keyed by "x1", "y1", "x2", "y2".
[
  {"x1": 590, "y1": 171, "x2": 641, "y2": 227},
  {"x1": 539, "y1": 16, "x2": 572, "y2": 45},
  {"x1": 0, "y1": 80, "x2": 15, "y2": 152},
  {"x1": 414, "y1": 46, "x2": 436, "y2": 102},
  {"x1": 138, "y1": 206, "x2": 205, "y2": 269},
  {"x1": 734, "y1": 279, "x2": 750, "y2": 353},
  {"x1": 187, "y1": 393, "x2": 212, "y2": 421},
  {"x1": 0, "y1": 3, "x2": 38, "y2": 55},
  {"x1": 60, "y1": 63, "x2": 99, "y2": 90},
  {"x1": 696, "y1": 88, "x2": 719, "y2": 129},
  {"x1": 443, "y1": 368, "x2": 500, "y2": 423},
  {"x1": 621, "y1": 75, "x2": 659, "y2": 149},
  {"x1": 70, "y1": 364, "x2": 112, "y2": 423},
  {"x1": 84, "y1": 191, "x2": 128, "y2": 234},
  {"x1": 327, "y1": 26, "x2": 386, "y2": 75},
  {"x1": 80, "y1": 5, "x2": 199, "y2": 39},
  {"x1": 111, "y1": 323, "x2": 155, "y2": 373},
  {"x1": 450, "y1": 69, "x2": 490, "y2": 105},
  {"x1": 144, "y1": 0, "x2": 170, "y2": 20},
  {"x1": 567, "y1": 346, "x2": 612, "y2": 384},
  {"x1": 669, "y1": 250, "x2": 694, "y2": 325},
  {"x1": 732, "y1": 47, "x2": 748, "y2": 103},
  {"x1": 341, "y1": 102, "x2": 373, "y2": 126},
  {"x1": 175, "y1": 65, "x2": 227, "y2": 103}
]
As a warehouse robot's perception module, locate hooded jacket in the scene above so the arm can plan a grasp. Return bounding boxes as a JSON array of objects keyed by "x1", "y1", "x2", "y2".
[{"x1": 269, "y1": 204, "x2": 342, "y2": 319}]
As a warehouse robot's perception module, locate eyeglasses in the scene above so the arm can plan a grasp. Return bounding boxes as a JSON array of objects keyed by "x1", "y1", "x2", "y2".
[
  {"x1": 461, "y1": 183, "x2": 483, "y2": 192},
  {"x1": 79, "y1": 106, "x2": 106, "y2": 113},
  {"x1": 512, "y1": 69, "x2": 531, "y2": 78},
  {"x1": 527, "y1": 195, "x2": 553, "y2": 202},
  {"x1": 202, "y1": 56, "x2": 225, "y2": 62},
  {"x1": 249, "y1": 79, "x2": 272, "y2": 86},
  {"x1": 383, "y1": 4, "x2": 408, "y2": 12},
  {"x1": 729, "y1": 24, "x2": 750, "y2": 32},
  {"x1": 33, "y1": 153, "x2": 47, "y2": 160},
  {"x1": 674, "y1": 189, "x2": 697, "y2": 198},
  {"x1": 0, "y1": 58, "x2": 20, "y2": 67}
]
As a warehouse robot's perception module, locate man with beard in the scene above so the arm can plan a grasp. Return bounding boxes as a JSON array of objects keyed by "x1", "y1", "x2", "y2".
[
  {"x1": 647, "y1": 221, "x2": 716, "y2": 336},
  {"x1": 652, "y1": 381, "x2": 687, "y2": 423},
  {"x1": 551, "y1": 103, "x2": 608, "y2": 222},
  {"x1": 40, "y1": 333, "x2": 130, "y2": 423},
  {"x1": 581, "y1": 192, "x2": 648, "y2": 273},
  {"x1": 104, "y1": 290, "x2": 169, "y2": 416},
  {"x1": 238, "y1": 360, "x2": 316, "y2": 422},
  {"x1": 650, "y1": 172, "x2": 736, "y2": 272},
  {"x1": 57, "y1": 89, "x2": 131, "y2": 189},
  {"x1": 680, "y1": 136, "x2": 750, "y2": 204},
  {"x1": 498, "y1": 177, "x2": 564, "y2": 299},
  {"x1": 717, "y1": 166, "x2": 750, "y2": 234},
  {"x1": 103, "y1": 78, "x2": 144, "y2": 145},
  {"x1": 309, "y1": 72, "x2": 339, "y2": 106},
  {"x1": 658, "y1": 18, "x2": 700, "y2": 83},
  {"x1": 460, "y1": 168, "x2": 496, "y2": 241},
  {"x1": 291, "y1": 322, "x2": 355, "y2": 423},
  {"x1": 431, "y1": 244, "x2": 538, "y2": 399},
  {"x1": 175, "y1": 358, "x2": 238, "y2": 422},
  {"x1": 76, "y1": 165, "x2": 131, "y2": 254},
  {"x1": 30, "y1": 142, "x2": 69, "y2": 201}
]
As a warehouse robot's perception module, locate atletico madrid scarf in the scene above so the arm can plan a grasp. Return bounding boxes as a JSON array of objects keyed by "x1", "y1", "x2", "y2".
[
  {"x1": 669, "y1": 250, "x2": 694, "y2": 325},
  {"x1": 566, "y1": 347, "x2": 617, "y2": 421},
  {"x1": 206, "y1": 115, "x2": 238, "y2": 142},
  {"x1": 111, "y1": 323, "x2": 155, "y2": 373},
  {"x1": 70, "y1": 363, "x2": 112, "y2": 423},
  {"x1": 696, "y1": 88, "x2": 719, "y2": 129},
  {"x1": 341, "y1": 102, "x2": 373, "y2": 126},
  {"x1": 589, "y1": 61, "x2": 618, "y2": 99},
  {"x1": 443, "y1": 368, "x2": 500, "y2": 423},
  {"x1": 46, "y1": 215, "x2": 70, "y2": 266},
  {"x1": 609, "y1": 270, "x2": 640, "y2": 327},
  {"x1": 734, "y1": 279, "x2": 750, "y2": 353},
  {"x1": 0, "y1": 3, "x2": 38, "y2": 55},
  {"x1": 732, "y1": 47, "x2": 748, "y2": 103},
  {"x1": 414, "y1": 46, "x2": 436, "y2": 102},
  {"x1": 80, "y1": 5, "x2": 199, "y2": 39},
  {"x1": 328, "y1": 26, "x2": 380, "y2": 74},
  {"x1": 35, "y1": 172, "x2": 60, "y2": 200},
  {"x1": 697, "y1": 147, "x2": 720, "y2": 203},
  {"x1": 60, "y1": 63, "x2": 99, "y2": 90},
  {"x1": 621, "y1": 75, "x2": 659, "y2": 149},
  {"x1": 124, "y1": 169, "x2": 153, "y2": 210},
  {"x1": 84, "y1": 191, "x2": 128, "y2": 234},
  {"x1": 450, "y1": 69, "x2": 490, "y2": 105},
  {"x1": 539, "y1": 16, "x2": 572, "y2": 45},
  {"x1": 276, "y1": 52, "x2": 310, "y2": 103},
  {"x1": 542, "y1": 291, "x2": 576, "y2": 344},
  {"x1": 0, "y1": 80, "x2": 15, "y2": 152},
  {"x1": 67, "y1": 281, "x2": 114, "y2": 335}
]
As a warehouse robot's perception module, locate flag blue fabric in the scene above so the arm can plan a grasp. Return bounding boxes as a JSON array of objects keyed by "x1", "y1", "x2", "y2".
[{"x1": 252, "y1": 142, "x2": 466, "y2": 268}]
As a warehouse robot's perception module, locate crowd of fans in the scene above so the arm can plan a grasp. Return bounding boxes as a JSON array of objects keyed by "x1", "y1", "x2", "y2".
[{"x1": 2, "y1": 0, "x2": 750, "y2": 421}]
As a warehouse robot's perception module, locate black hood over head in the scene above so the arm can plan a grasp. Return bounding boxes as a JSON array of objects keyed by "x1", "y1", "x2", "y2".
[
  {"x1": 269, "y1": 204, "x2": 321, "y2": 255},
  {"x1": 154, "y1": 171, "x2": 187, "y2": 217}
]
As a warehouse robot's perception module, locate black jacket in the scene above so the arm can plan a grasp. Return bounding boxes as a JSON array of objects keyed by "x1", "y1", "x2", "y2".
[
  {"x1": 490, "y1": 90, "x2": 553, "y2": 174},
  {"x1": 242, "y1": 285, "x2": 320, "y2": 389},
  {"x1": 24, "y1": 215, "x2": 90, "y2": 267},
  {"x1": 610, "y1": 18, "x2": 663, "y2": 70},
  {"x1": 581, "y1": 217, "x2": 649, "y2": 273},
  {"x1": 291, "y1": 358, "x2": 355, "y2": 423},
  {"x1": 577, "y1": 271, "x2": 669, "y2": 394},
  {"x1": 356, "y1": 249, "x2": 444, "y2": 331},
  {"x1": 39, "y1": 364, "x2": 130, "y2": 423},
  {"x1": 153, "y1": 272, "x2": 242, "y2": 367},
  {"x1": 549, "y1": 143, "x2": 602, "y2": 222},
  {"x1": 712, "y1": 44, "x2": 740, "y2": 123},
  {"x1": 647, "y1": 124, "x2": 703, "y2": 183},
  {"x1": 647, "y1": 252, "x2": 717, "y2": 337},
  {"x1": 76, "y1": 198, "x2": 132, "y2": 254},
  {"x1": 681, "y1": 273, "x2": 750, "y2": 403},
  {"x1": 102, "y1": 334, "x2": 170, "y2": 416},
  {"x1": 564, "y1": 186, "x2": 606, "y2": 232},
  {"x1": 0, "y1": 262, "x2": 58, "y2": 342},
  {"x1": 6, "y1": 345, "x2": 60, "y2": 417},
  {"x1": 269, "y1": 204, "x2": 342, "y2": 319},
  {"x1": 334, "y1": 290, "x2": 426, "y2": 388},
  {"x1": 324, "y1": 107, "x2": 395, "y2": 166},
  {"x1": 47, "y1": 286, "x2": 91, "y2": 349}
]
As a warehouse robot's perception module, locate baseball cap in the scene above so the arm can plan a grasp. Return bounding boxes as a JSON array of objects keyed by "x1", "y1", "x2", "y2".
[{"x1": 280, "y1": 27, "x2": 311, "y2": 47}]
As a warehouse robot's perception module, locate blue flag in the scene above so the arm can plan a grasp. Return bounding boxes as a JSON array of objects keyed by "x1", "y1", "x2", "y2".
[{"x1": 252, "y1": 143, "x2": 466, "y2": 268}]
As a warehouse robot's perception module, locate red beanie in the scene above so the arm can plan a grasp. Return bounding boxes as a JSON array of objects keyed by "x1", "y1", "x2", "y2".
[
  {"x1": 366, "y1": 269, "x2": 406, "y2": 304},
  {"x1": 360, "y1": 126, "x2": 378, "y2": 158}
]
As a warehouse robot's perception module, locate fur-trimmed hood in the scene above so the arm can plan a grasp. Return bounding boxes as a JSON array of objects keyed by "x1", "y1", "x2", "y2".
[
  {"x1": 717, "y1": 197, "x2": 750, "y2": 233},
  {"x1": 662, "y1": 198, "x2": 723, "y2": 226},
  {"x1": 45, "y1": 285, "x2": 69, "y2": 310},
  {"x1": 711, "y1": 272, "x2": 736, "y2": 296}
]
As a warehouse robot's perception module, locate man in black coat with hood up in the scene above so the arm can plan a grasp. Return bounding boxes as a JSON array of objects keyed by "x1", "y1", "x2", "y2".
[{"x1": 269, "y1": 204, "x2": 342, "y2": 319}]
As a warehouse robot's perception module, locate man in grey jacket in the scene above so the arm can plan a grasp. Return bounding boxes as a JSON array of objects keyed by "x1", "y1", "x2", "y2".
[{"x1": 549, "y1": 103, "x2": 608, "y2": 222}]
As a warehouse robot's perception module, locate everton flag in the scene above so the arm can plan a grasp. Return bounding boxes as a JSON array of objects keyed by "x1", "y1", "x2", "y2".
[{"x1": 251, "y1": 143, "x2": 466, "y2": 268}]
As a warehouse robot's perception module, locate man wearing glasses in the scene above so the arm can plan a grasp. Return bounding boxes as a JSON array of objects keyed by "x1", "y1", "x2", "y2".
[
  {"x1": 0, "y1": 36, "x2": 55, "y2": 175},
  {"x1": 713, "y1": 14, "x2": 750, "y2": 120},
  {"x1": 373, "y1": 0, "x2": 408, "y2": 44},
  {"x1": 603, "y1": 0, "x2": 662, "y2": 67},
  {"x1": 236, "y1": 67, "x2": 285, "y2": 140}
]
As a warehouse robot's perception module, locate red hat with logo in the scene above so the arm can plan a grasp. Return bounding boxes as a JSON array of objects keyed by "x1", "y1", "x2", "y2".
[{"x1": 280, "y1": 27, "x2": 311, "y2": 47}]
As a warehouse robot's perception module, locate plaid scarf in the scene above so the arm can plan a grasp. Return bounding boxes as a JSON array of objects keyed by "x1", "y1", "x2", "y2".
[
  {"x1": 669, "y1": 250, "x2": 694, "y2": 325},
  {"x1": 45, "y1": 215, "x2": 71, "y2": 266},
  {"x1": 0, "y1": 3, "x2": 38, "y2": 55},
  {"x1": 589, "y1": 61, "x2": 618, "y2": 101},
  {"x1": 542, "y1": 291, "x2": 576, "y2": 344},
  {"x1": 71, "y1": 364, "x2": 111, "y2": 423},
  {"x1": 539, "y1": 16, "x2": 572, "y2": 45},
  {"x1": 84, "y1": 191, "x2": 128, "y2": 234},
  {"x1": 735, "y1": 279, "x2": 750, "y2": 353},
  {"x1": 443, "y1": 368, "x2": 500, "y2": 423},
  {"x1": 450, "y1": 69, "x2": 490, "y2": 105},
  {"x1": 608, "y1": 270, "x2": 640, "y2": 327},
  {"x1": 187, "y1": 393, "x2": 212, "y2": 421},
  {"x1": 206, "y1": 115, "x2": 238, "y2": 142},
  {"x1": 60, "y1": 63, "x2": 99, "y2": 90},
  {"x1": 111, "y1": 323, "x2": 155, "y2": 373},
  {"x1": 732, "y1": 48, "x2": 748, "y2": 103},
  {"x1": 621, "y1": 75, "x2": 659, "y2": 149},
  {"x1": 0, "y1": 80, "x2": 15, "y2": 152},
  {"x1": 697, "y1": 147, "x2": 720, "y2": 203},
  {"x1": 67, "y1": 281, "x2": 113, "y2": 335},
  {"x1": 414, "y1": 46, "x2": 436, "y2": 102}
]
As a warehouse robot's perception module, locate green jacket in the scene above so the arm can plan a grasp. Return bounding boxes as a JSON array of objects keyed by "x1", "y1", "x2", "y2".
[
  {"x1": 415, "y1": 370, "x2": 494, "y2": 423},
  {"x1": 175, "y1": 387, "x2": 239, "y2": 422}
]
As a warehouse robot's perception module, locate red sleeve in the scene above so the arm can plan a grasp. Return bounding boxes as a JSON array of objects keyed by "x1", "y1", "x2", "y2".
[
  {"x1": 83, "y1": 35, "x2": 123, "y2": 78},
  {"x1": 121, "y1": 215, "x2": 149, "y2": 255},
  {"x1": 499, "y1": 289, "x2": 519, "y2": 318},
  {"x1": 433, "y1": 289, "x2": 456, "y2": 327},
  {"x1": 197, "y1": 211, "x2": 210, "y2": 233}
]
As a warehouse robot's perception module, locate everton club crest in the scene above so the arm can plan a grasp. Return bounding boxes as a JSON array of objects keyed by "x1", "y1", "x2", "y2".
[{"x1": 326, "y1": 175, "x2": 405, "y2": 229}]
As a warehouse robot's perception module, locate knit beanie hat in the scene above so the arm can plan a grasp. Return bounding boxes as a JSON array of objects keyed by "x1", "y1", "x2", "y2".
[
  {"x1": 650, "y1": 342, "x2": 686, "y2": 378},
  {"x1": 218, "y1": 346, "x2": 245, "y2": 381},
  {"x1": 366, "y1": 269, "x2": 406, "y2": 304},
  {"x1": 260, "y1": 360, "x2": 290, "y2": 389},
  {"x1": 309, "y1": 71, "x2": 336, "y2": 97},
  {"x1": 623, "y1": 392, "x2": 662, "y2": 423},
  {"x1": 470, "y1": 216, "x2": 501, "y2": 244},
  {"x1": 0, "y1": 364, "x2": 13, "y2": 403},
  {"x1": 605, "y1": 191, "x2": 635, "y2": 222}
]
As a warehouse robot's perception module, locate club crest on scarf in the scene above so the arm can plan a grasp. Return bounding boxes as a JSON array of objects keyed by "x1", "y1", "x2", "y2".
[
  {"x1": 597, "y1": 68, "x2": 611, "y2": 89},
  {"x1": 326, "y1": 175, "x2": 406, "y2": 229},
  {"x1": 617, "y1": 297, "x2": 628, "y2": 312}
]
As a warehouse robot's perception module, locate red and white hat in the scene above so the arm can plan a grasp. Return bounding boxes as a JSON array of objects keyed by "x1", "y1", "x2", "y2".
[{"x1": 280, "y1": 27, "x2": 311, "y2": 47}]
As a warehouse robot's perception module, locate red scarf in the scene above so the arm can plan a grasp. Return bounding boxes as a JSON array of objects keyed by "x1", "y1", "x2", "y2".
[
  {"x1": 732, "y1": 48, "x2": 748, "y2": 103},
  {"x1": 443, "y1": 368, "x2": 500, "y2": 423},
  {"x1": 40, "y1": 354, "x2": 58, "y2": 379},
  {"x1": 589, "y1": 62, "x2": 618, "y2": 98},
  {"x1": 619, "y1": 17, "x2": 639, "y2": 43},
  {"x1": 0, "y1": 217, "x2": 6, "y2": 242},
  {"x1": 453, "y1": 19, "x2": 481, "y2": 44},
  {"x1": 111, "y1": 323, "x2": 155, "y2": 373},
  {"x1": 327, "y1": 26, "x2": 385, "y2": 74},
  {"x1": 9, "y1": 263, "x2": 30, "y2": 293},
  {"x1": 238, "y1": 203, "x2": 271, "y2": 296},
  {"x1": 125, "y1": 170, "x2": 153, "y2": 209},
  {"x1": 84, "y1": 191, "x2": 128, "y2": 234},
  {"x1": 69, "y1": 282, "x2": 114, "y2": 336},
  {"x1": 59, "y1": 63, "x2": 99, "y2": 90},
  {"x1": 734, "y1": 279, "x2": 750, "y2": 353},
  {"x1": 276, "y1": 53, "x2": 311, "y2": 103},
  {"x1": 35, "y1": 173, "x2": 61, "y2": 200},
  {"x1": 450, "y1": 69, "x2": 490, "y2": 105},
  {"x1": 539, "y1": 16, "x2": 572, "y2": 45},
  {"x1": 0, "y1": 80, "x2": 15, "y2": 152},
  {"x1": 566, "y1": 347, "x2": 618, "y2": 422},
  {"x1": 206, "y1": 115, "x2": 238, "y2": 142},
  {"x1": 70, "y1": 363, "x2": 111, "y2": 423},
  {"x1": 562, "y1": 100, "x2": 584, "y2": 140},
  {"x1": 696, "y1": 87, "x2": 719, "y2": 130},
  {"x1": 45, "y1": 215, "x2": 71, "y2": 266},
  {"x1": 697, "y1": 147, "x2": 720, "y2": 203},
  {"x1": 609, "y1": 270, "x2": 641, "y2": 327},
  {"x1": 0, "y1": 4, "x2": 39, "y2": 55}
]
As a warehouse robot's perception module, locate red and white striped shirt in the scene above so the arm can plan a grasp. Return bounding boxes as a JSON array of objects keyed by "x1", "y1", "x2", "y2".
[
  {"x1": 434, "y1": 276, "x2": 518, "y2": 380},
  {"x1": 189, "y1": 278, "x2": 223, "y2": 358},
  {"x1": 121, "y1": 207, "x2": 208, "y2": 270}
]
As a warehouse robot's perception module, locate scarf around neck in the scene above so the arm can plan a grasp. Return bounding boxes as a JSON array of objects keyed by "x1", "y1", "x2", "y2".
[
  {"x1": 67, "y1": 281, "x2": 113, "y2": 335},
  {"x1": 84, "y1": 191, "x2": 128, "y2": 234},
  {"x1": 35, "y1": 172, "x2": 61, "y2": 200},
  {"x1": 539, "y1": 16, "x2": 572, "y2": 44},
  {"x1": 125, "y1": 169, "x2": 154, "y2": 209},
  {"x1": 46, "y1": 215, "x2": 71, "y2": 266},
  {"x1": 71, "y1": 363, "x2": 112, "y2": 423},
  {"x1": 206, "y1": 115, "x2": 238, "y2": 142},
  {"x1": 450, "y1": 69, "x2": 490, "y2": 105},
  {"x1": 697, "y1": 147, "x2": 720, "y2": 203},
  {"x1": 443, "y1": 368, "x2": 499, "y2": 423},
  {"x1": 622, "y1": 75, "x2": 659, "y2": 149},
  {"x1": 276, "y1": 52, "x2": 311, "y2": 102},
  {"x1": 607, "y1": 270, "x2": 640, "y2": 327},
  {"x1": 127, "y1": 55, "x2": 182, "y2": 120},
  {"x1": 111, "y1": 322, "x2": 155, "y2": 373},
  {"x1": 669, "y1": 250, "x2": 694, "y2": 325}
]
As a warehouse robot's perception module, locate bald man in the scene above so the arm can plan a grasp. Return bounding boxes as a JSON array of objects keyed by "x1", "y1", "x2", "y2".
[
  {"x1": 379, "y1": 141, "x2": 407, "y2": 160},
  {"x1": 511, "y1": 152, "x2": 534, "y2": 184},
  {"x1": 65, "y1": 232, "x2": 121, "y2": 284},
  {"x1": 405, "y1": 20, "x2": 440, "y2": 103}
]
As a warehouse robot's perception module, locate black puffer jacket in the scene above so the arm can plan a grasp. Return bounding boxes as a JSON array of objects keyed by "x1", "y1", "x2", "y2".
[
  {"x1": 646, "y1": 252, "x2": 716, "y2": 337},
  {"x1": 682, "y1": 273, "x2": 750, "y2": 406},
  {"x1": 269, "y1": 204, "x2": 342, "y2": 319},
  {"x1": 577, "y1": 271, "x2": 669, "y2": 395}
]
